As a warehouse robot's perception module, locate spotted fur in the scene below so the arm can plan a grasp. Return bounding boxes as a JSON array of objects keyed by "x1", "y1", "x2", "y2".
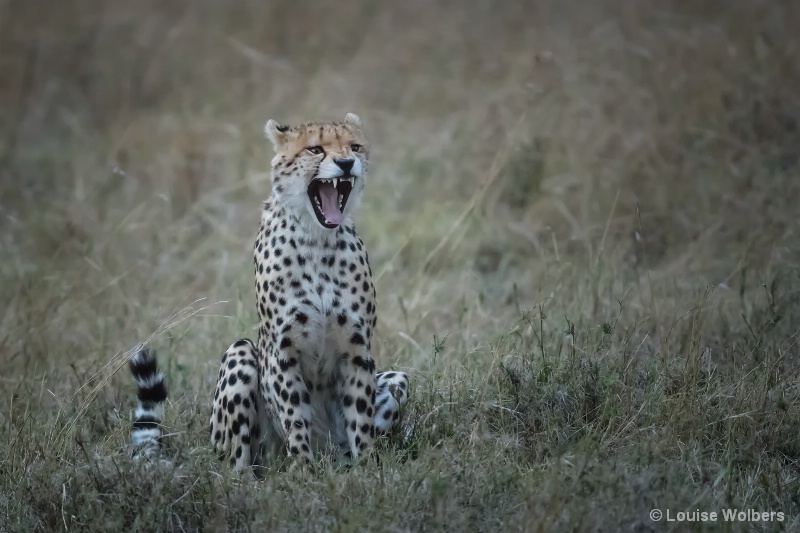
[{"x1": 208, "y1": 113, "x2": 410, "y2": 468}]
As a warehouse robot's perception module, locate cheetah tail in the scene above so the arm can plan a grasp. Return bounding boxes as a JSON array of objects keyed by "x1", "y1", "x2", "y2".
[{"x1": 129, "y1": 348, "x2": 168, "y2": 457}]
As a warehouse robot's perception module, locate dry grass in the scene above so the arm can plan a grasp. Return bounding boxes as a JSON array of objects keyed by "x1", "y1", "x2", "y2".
[{"x1": 1, "y1": 0, "x2": 800, "y2": 531}]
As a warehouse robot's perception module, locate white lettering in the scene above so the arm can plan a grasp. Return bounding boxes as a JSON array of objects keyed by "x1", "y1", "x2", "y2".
[{"x1": 667, "y1": 508, "x2": 783, "y2": 522}]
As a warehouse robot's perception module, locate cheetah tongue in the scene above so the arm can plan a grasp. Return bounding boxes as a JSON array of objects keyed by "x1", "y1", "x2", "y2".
[{"x1": 318, "y1": 182, "x2": 344, "y2": 225}]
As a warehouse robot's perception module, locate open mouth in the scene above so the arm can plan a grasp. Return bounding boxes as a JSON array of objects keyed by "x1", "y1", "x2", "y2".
[{"x1": 307, "y1": 176, "x2": 354, "y2": 229}]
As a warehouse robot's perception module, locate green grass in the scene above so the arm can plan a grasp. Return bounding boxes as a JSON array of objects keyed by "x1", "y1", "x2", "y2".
[{"x1": 1, "y1": 1, "x2": 800, "y2": 531}]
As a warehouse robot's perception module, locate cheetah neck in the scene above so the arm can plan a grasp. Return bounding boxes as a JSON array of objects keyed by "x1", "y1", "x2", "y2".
[{"x1": 263, "y1": 200, "x2": 345, "y2": 245}]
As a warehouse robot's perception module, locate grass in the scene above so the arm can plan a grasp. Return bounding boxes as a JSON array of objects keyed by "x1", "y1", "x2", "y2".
[{"x1": 1, "y1": 0, "x2": 800, "y2": 531}]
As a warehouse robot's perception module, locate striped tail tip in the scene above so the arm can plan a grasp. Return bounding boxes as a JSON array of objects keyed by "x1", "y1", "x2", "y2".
[{"x1": 129, "y1": 348, "x2": 168, "y2": 457}]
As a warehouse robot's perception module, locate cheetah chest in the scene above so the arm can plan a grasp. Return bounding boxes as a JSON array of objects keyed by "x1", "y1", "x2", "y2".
[{"x1": 255, "y1": 223, "x2": 376, "y2": 389}]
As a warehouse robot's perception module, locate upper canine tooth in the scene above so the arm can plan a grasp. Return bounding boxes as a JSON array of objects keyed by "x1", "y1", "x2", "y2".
[{"x1": 332, "y1": 178, "x2": 339, "y2": 188}]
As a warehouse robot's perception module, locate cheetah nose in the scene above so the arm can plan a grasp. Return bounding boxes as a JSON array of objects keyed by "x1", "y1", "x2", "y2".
[{"x1": 334, "y1": 158, "x2": 354, "y2": 174}]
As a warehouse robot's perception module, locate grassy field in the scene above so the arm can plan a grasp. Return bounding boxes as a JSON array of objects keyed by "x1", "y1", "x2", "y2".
[{"x1": 2, "y1": 1, "x2": 800, "y2": 531}]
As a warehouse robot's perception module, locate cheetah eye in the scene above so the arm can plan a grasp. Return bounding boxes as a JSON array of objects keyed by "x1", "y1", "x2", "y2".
[
  {"x1": 350, "y1": 144, "x2": 363, "y2": 153},
  {"x1": 306, "y1": 146, "x2": 325, "y2": 155}
]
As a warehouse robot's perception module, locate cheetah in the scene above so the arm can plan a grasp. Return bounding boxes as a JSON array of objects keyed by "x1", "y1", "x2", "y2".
[
  {"x1": 130, "y1": 114, "x2": 409, "y2": 469},
  {"x1": 207, "y1": 113, "x2": 410, "y2": 468},
  {"x1": 130, "y1": 113, "x2": 409, "y2": 470}
]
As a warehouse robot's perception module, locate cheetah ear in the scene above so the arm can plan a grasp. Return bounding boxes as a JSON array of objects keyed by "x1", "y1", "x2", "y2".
[
  {"x1": 265, "y1": 119, "x2": 290, "y2": 149},
  {"x1": 344, "y1": 113, "x2": 362, "y2": 128}
]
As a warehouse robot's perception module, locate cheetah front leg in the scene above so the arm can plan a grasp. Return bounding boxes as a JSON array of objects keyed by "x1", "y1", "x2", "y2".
[
  {"x1": 264, "y1": 342, "x2": 314, "y2": 463},
  {"x1": 340, "y1": 341, "x2": 378, "y2": 459}
]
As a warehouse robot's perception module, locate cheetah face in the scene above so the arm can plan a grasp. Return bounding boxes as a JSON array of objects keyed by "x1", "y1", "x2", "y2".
[{"x1": 264, "y1": 113, "x2": 368, "y2": 230}]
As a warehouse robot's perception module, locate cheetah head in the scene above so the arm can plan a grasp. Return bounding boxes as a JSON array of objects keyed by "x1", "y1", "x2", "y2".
[{"x1": 264, "y1": 113, "x2": 368, "y2": 230}]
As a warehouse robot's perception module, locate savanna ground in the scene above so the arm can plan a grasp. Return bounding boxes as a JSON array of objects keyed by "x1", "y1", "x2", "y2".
[{"x1": 1, "y1": 1, "x2": 799, "y2": 531}]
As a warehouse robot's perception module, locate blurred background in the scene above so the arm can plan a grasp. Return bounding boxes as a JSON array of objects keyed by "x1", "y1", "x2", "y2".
[
  {"x1": 1, "y1": 1, "x2": 800, "y2": 527},
  {"x1": 2, "y1": 0, "x2": 799, "y2": 419}
]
